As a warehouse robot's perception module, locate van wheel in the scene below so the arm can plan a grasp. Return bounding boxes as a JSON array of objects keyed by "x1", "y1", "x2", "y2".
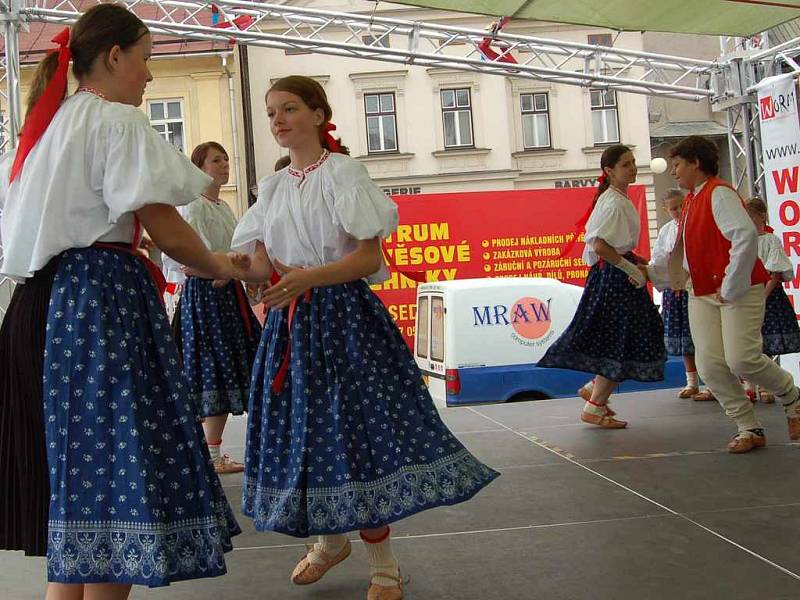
[{"x1": 508, "y1": 391, "x2": 550, "y2": 402}]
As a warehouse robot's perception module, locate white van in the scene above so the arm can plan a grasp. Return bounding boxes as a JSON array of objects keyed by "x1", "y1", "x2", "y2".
[{"x1": 414, "y1": 277, "x2": 684, "y2": 406}]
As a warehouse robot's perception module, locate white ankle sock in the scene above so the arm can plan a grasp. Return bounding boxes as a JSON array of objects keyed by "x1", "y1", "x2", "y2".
[
  {"x1": 309, "y1": 534, "x2": 348, "y2": 565},
  {"x1": 208, "y1": 441, "x2": 222, "y2": 462},
  {"x1": 583, "y1": 401, "x2": 606, "y2": 416},
  {"x1": 686, "y1": 371, "x2": 698, "y2": 388},
  {"x1": 361, "y1": 529, "x2": 399, "y2": 587}
]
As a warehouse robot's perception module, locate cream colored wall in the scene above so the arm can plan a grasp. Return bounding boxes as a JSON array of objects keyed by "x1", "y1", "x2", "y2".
[{"x1": 246, "y1": 4, "x2": 659, "y2": 242}]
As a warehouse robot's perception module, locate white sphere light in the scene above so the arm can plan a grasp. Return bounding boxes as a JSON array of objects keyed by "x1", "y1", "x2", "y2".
[{"x1": 650, "y1": 157, "x2": 668, "y2": 174}]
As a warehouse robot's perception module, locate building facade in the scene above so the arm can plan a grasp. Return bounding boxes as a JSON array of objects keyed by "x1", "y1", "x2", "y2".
[{"x1": 245, "y1": 1, "x2": 660, "y2": 240}]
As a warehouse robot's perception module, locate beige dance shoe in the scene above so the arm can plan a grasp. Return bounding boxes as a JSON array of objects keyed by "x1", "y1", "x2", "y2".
[
  {"x1": 727, "y1": 430, "x2": 766, "y2": 454},
  {"x1": 580, "y1": 411, "x2": 627, "y2": 429},
  {"x1": 788, "y1": 416, "x2": 800, "y2": 441},
  {"x1": 577, "y1": 387, "x2": 616, "y2": 416},
  {"x1": 291, "y1": 539, "x2": 352, "y2": 585},
  {"x1": 678, "y1": 385, "x2": 699, "y2": 399},
  {"x1": 367, "y1": 571, "x2": 404, "y2": 600}
]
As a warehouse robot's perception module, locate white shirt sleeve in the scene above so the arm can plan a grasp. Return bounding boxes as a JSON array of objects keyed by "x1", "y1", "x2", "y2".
[
  {"x1": 231, "y1": 180, "x2": 271, "y2": 255},
  {"x1": 101, "y1": 112, "x2": 212, "y2": 222},
  {"x1": 0, "y1": 150, "x2": 14, "y2": 253},
  {"x1": 328, "y1": 158, "x2": 398, "y2": 240},
  {"x1": 650, "y1": 220, "x2": 678, "y2": 268},
  {"x1": 583, "y1": 191, "x2": 637, "y2": 259},
  {"x1": 759, "y1": 232, "x2": 793, "y2": 281},
  {"x1": 711, "y1": 186, "x2": 760, "y2": 301}
]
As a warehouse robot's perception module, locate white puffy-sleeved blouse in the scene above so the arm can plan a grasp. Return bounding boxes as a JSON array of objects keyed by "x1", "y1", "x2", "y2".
[
  {"x1": 650, "y1": 219, "x2": 678, "y2": 268},
  {"x1": 231, "y1": 151, "x2": 398, "y2": 283},
  {"x1": 0, "y1": 91, "x2": 211, "y2": 281},
  {"x1": 582, "y1": 187, "x2": 641, "y2": 267},
  {"x1": 758, "y1": 231, "x2": 793, "y2": 281},
  {"x1": 162, "y1": 196, "x2": 238, "y2": 285}
]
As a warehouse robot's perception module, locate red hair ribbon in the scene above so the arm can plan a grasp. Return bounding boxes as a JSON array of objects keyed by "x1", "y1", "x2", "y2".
[
  {"x1": 764, "y1": 224, "x2": 775, "y2": 233},
  {"x1": 322, "y1": 122, "x2": 342, "y2": 153},
  {"x1": 10, "y1": 27, "x2": 71, "y2": 183},
  {"x1": 597, "y1": 172, "x2": 607, "y2": 185}
]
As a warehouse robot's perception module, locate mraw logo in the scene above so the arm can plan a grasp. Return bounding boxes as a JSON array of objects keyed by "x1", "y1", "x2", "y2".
[{"x1": 761, "y1": 95, "x2": 775, "y2": 121}]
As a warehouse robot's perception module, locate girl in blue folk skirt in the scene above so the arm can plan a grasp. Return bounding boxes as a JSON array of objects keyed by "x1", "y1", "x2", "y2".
[
  {"x1": 744, "y1": 197, "x2": 800, "y2": 403},
  {"x1": 163, "y1": 141, "x2": 261, "y2": 474},
  {"x1": 538, "y1": 145, "x2": 666, "y2": 428},
  {"x1": 651, "y1": 189, "x2": 716, "y2": 401},
  {"x1": 0, "y1": 6, "x2": 241, "y2": 598},
  {"x1": 230, "y1": 76, "x2": 498, "y2": 600}
]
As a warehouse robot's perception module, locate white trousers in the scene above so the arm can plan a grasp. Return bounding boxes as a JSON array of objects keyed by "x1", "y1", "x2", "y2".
[{"x1": 688, "y1": 284, "x2": 795, "y2": 431}]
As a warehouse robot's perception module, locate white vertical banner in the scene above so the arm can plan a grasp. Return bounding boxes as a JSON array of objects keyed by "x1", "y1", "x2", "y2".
[{"x1": 757, "y1": 73, "x2": 800, "y2": 380}]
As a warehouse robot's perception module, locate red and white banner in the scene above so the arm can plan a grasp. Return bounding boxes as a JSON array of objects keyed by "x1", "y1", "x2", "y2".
[
  {"x1": 757, "y1": 73, "x2": 800, "y2": 379},
  {"x1": 374, "y1": 186, "x2": 650, "y2": 347}
]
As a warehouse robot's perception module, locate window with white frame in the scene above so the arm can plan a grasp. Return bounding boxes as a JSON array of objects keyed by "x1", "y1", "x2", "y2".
[
  {"x1": 590, "y1": 89, "x2": 619, "y2": 145},
  {"x1": 520, "y1": 92, "x2": 551, "y2": 149},
  {"x1": 440, "y1": 88, "x2": 473, "y2": 148},
  {"x1": 148, "y1": 99, "x2": 185, "y2": 152},
  {"x1": 365, "y1": 92, "x2": 398, "y2": 153}
]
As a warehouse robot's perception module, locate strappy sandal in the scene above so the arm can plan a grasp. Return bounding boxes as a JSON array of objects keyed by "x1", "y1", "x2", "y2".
[
  {"x1": 678, "y1": 385, "x2": 699, "y2": 399},
  {"x1": 367, "y1": 571, "x2": 404, "y2": 600},
  {"x1": 578, "y1": 387, "x2": 616, "y2": 416},
  {"x1": 291, "y1": 539, "x2": 352, "y2": 585}
]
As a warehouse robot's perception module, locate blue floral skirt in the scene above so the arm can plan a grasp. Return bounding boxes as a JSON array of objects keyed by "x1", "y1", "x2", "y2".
[
  {"x1": 762, "y1": 284, "x2": 800, "y2": 356},
  {"x1": 662, "y1": 288, "x2": 694, "y2": 356},
  {"x1": 174, "y1": 278, "x2": 261, "y2": 417},
  {"x1": 43, "y1": 248, "x2": 240, "y2": 586},
  {"x1": 241, "y1": 280, "x2": 499, "y2": 537},
  {"x1": 538, "y1": 257, "x2": 666, "y2": 382}
]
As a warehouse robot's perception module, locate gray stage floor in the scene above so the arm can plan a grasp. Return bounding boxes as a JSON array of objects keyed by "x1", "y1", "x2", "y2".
[{"x1": 3, "y1": 389, "x2": 800, "y2": 599}]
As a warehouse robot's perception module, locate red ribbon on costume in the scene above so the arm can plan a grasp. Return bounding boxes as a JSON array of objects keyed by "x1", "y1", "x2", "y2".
[
  {"x1": 322, "y1": 122, "x2": 343, "y2": 153},
  {"x1": 233, "y1": 282, "x2": 255, "y2": 340},
  {"x1": 270, "y1": 290, "x2": 311, "y2": 394},
  {"x1": 559, "y1": 171, "x2": 607, "y2": 258},
  {"x1": 764, "y1": 224, "x2": 775, "y2": 233},
  {"x1": 381, "y1": 240, "x2": 427, "y2": 283},
  {"x1": 93, "y1": 216, "x2": 168, "y2": 304},
  {"x1": 10, "y1": 27, "x2": 71, "y2": 183}
]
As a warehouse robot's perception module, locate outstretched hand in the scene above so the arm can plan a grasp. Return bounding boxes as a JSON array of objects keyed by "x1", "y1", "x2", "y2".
[{"x1": 262, "y1": 260, "x2": 317, "y2": 309}]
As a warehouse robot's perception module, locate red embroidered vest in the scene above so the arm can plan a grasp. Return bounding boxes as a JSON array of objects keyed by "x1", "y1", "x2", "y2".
[{"x1": 683, "y1": 176, "x2": 769, "y2": 296}]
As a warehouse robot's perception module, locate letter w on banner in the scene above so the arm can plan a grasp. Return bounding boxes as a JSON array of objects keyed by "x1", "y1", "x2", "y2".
[{"x1": 757, "y1": 73, "x2": 800, "y2": 380}]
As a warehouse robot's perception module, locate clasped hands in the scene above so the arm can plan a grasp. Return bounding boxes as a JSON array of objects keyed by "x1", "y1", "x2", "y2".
[{"x1": 183, "y1": 253, "x2": 315, "y2": 309}]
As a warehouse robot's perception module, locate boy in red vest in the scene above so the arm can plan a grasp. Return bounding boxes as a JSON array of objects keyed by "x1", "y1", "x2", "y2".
[{"x1": 658, "y1": 136, "x2": 800, "y2": 453}]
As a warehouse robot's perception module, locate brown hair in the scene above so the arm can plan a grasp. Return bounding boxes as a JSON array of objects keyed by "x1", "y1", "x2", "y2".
[
  {"x1": 594, "y1": 144, "x2": 632, "y2": 203},
  {"x1": 267, "y1": 75, "x2": 350, "y2": 155},
  {"x1": 26, "y1": 4, "x2": 148, "y2": 118},
  {"x1": 746, "y1": 196, "x2": 768, "y2": 217},
  {"x1": 669, "y1": 136, "x2": 719, "y2": 176},
  {"x1": 274, "y1": 155, "x2": 291, "y2": 171},
  {"x1": 191, "y1": 141, "x2": 228, "y2": 170}
]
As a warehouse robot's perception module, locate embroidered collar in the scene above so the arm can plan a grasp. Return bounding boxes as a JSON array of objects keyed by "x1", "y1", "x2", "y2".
[
  {"x1": 76, "y1": 86, "x2": 108, "y2": 101},
  {"x1": 287, "y1": 150, "x2": 330, "y2": 183}
]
